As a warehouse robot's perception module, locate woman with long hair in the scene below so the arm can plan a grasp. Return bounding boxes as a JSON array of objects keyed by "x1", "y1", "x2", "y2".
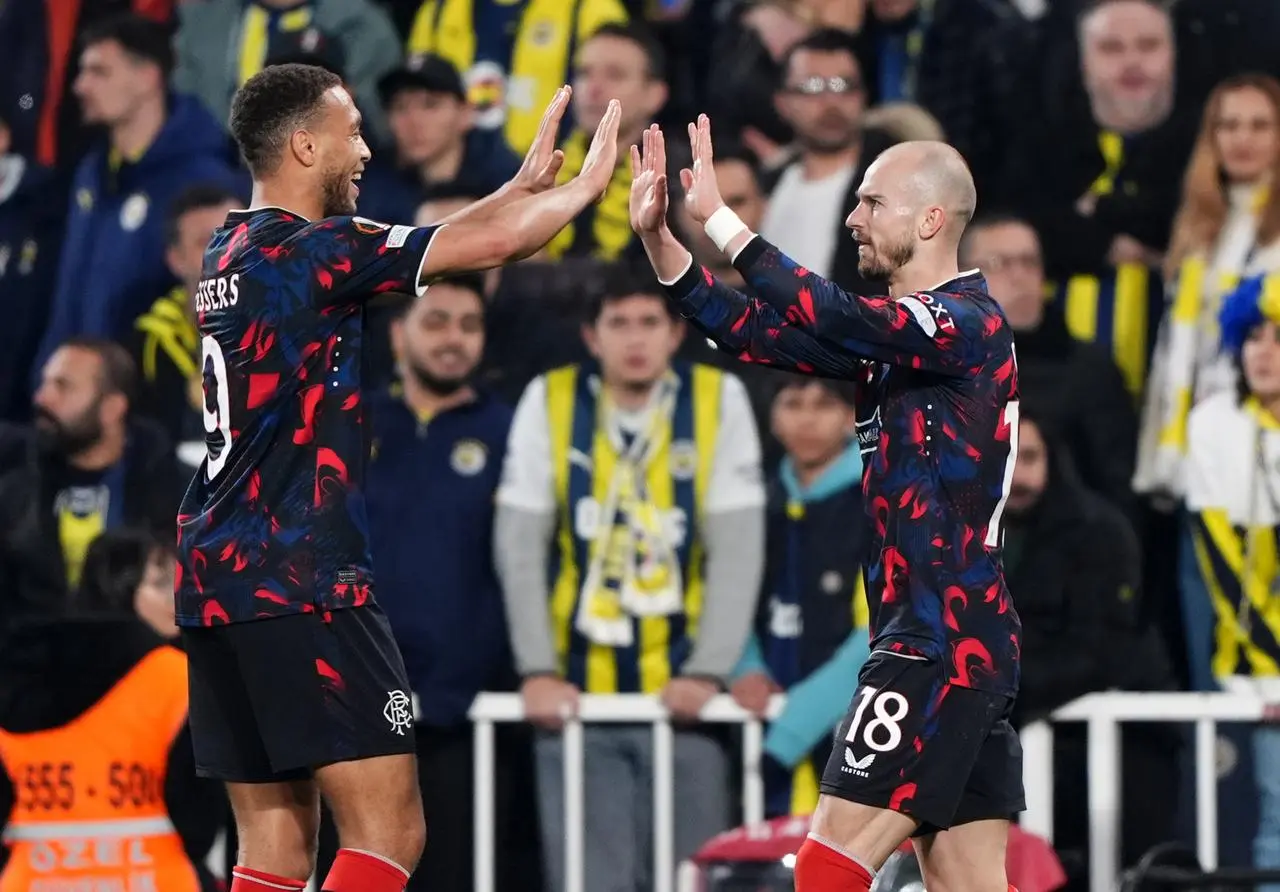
[{"x1": 1137, "y1": 73, "x2": 1280, "y2": 499}]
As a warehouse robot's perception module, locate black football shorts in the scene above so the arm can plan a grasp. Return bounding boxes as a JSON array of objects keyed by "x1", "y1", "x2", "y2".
[
  {"x1": 182, "y1": 604, "x2": 417, "y2": 782},
  {"x1": 819, "y1": 649, "x2": 1024, "y2": 833}
]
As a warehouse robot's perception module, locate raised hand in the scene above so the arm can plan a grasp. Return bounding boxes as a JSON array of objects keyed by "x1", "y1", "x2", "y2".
[
  {"x1": 629, "y1": 124, "x2": 670, "y2": 236},
  {"x1": 510, "y1": 85, "x2": 571, "y2": 195},
  {"x1": 680, "y1": 114, "x2": 727, "y2": 225},
  {"x1": 576, "y1": 99, "x2": 622, "y2": 198}
]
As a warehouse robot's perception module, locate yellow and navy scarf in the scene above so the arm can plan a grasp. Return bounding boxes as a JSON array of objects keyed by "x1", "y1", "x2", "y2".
[
  {"x1": 134, "y1": 287, "x2": 201, "y2": 409},
  {"x1": 546, "y1": 361, "x2": 721, "y2": 693},
  {"x1": 544, "y1": 129, "x2": 633, "y2": 261}
]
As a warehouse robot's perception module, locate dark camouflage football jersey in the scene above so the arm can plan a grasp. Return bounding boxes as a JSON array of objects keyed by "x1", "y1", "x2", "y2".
[
  {"x1": 175, "y1": 207, "x2": 440, "y2": 626},
  {"x1": 663, "y1": 237, "x2": 1022, "y2": 696}
]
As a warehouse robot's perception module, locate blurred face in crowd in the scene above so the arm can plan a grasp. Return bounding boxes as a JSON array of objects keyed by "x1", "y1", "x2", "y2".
[
  {"x1": 135, "y1": 549, "x2": 178, "y2": 639},
  {"x1": 677, "y1": 158, "x2": 766, "y2": 279},
  {"x1": 962, "y1": 221, "x2": 1045, "y2": 331},
  {"x1": 311, "y1": 86, "x2": 371, "y2": 217},
  {"x1": 168, "y1": 201, "x2": 238, "y2": 297},
  {"x1": 415, "y1": 196, "x2": 474, "y2": 226},
  {"x1": 584, "y1": 294, "x2": 683, "y2": 392},
  {"x1": 1080, "y1": 1, "x2": 1175, "y2": 133},
  {"x1": 1243, "y1": 323, "x2": 1280, "y2": 403},
  {"x1": 777, "y1": 48, "x2": 865, "y2": 154},
  {"x1": 771, "y1": 382, "x2": 854, "y2": 471},
  {"x1": 74, "y1": 39, "x2": 163, "y2": 127},
  {"x1": 392, "y1": 283, "x2": 485, "y2": 395},
  {"x1": 387, "y1": 89, "x2": 471, "y2": 168},
  {"x1": 869, "y1": 0, "x2": 918, "y2": 23},
  {"x1": 1006, "y1": 417, "x2": 1048, "y2": 517},
  {"x1": 32, "y1": 347, "x2": 124, "y2": 457},
  {"x1": 573, "y1": 34, "x2": 667, "y2": 140},
  {"x1": 1214, "y1": 86, "x2": 1280, "y2": 186}
]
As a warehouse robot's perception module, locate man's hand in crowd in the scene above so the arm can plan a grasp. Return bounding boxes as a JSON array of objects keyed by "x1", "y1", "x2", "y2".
[
  {"x1": 1108, "y1": 233, "x2": 1162, "y2": 268},
  {"x1": 730, "y1": 671, "x2": 780, "y2": 718},
  {"x1": 662, "y1": 676, "x2": 720, "y2": 722},
  {"x1": 521, "y1": 674, "x2": 580, "y2": 731}
]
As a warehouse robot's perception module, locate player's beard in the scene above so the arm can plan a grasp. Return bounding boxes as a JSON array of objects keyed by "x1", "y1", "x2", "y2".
[
  {"x1": 406, "y1": 358, "x2": 470, "y2": 397},
  {"x1": 322, "y1": 165, "x2": 357, "y2": 217},
  {"x1": 33, "y1": 403, "x2": 104, "y2": 458},
  {"x1": 857, "y1": 231, "x2": 915, "y2": 280}
]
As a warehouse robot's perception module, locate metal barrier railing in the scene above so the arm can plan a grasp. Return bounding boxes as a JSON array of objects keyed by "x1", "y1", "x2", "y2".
[
  {"x1": 1019, "y1": 690, "x2": 1266, "y2": 892},
  {"x1": 468, "y1": 693, "x2": 783, "y2": 892},
  {"x1": 470, "y1": 690, "x2": 1269, "y2": 892}
]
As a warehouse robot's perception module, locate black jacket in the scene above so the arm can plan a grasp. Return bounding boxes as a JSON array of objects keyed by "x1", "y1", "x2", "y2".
[
  {"x1": 1014, "y1": 312, "x2": 1137, "y2": 518},
  {"x1": 0, "y1": 616, "x2": 225, "y2": 889},
  {"x1": 0, "y1": 419, "x2": 183, "y2": 633},
  {"x1": 1005, "y1": 438, "x2": 1175, "y2": 727}
]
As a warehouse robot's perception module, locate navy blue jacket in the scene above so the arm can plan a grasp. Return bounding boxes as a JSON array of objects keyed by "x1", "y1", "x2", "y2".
[
  {"x1": 364, "y1": 387, "x2": 516, "y2": 726},
  {"x1": 0, "y1": 160, "x2": 62, "y2": 422},
  {"x1": 33, "y1": 94, "x2": 240, "y2": 381},
  {"x1": 357, "y1": 130, "x2": 520, "y2": 224}
]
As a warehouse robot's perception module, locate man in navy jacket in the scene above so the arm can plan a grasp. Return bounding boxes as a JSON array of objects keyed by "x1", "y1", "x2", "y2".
[{"x1": 32, "y1": 13, "x2": 238, "y2": 383}]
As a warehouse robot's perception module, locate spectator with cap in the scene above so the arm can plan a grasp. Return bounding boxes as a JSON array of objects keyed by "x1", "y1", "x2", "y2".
[
  {"x1": 0, "y1": 111, "x2": 61, "y2": 424},
  {"x1": 30, "y1": 13, "x2": 238, "y2": 384},
  {"x1": 173, "y1": 0, "x2": 401, "y2": 146},
  {"x1": 358, "y1": 55, "x2": 520, "y2": 225}
]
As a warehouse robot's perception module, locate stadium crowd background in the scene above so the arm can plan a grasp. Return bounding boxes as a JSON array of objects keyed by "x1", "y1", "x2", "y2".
[{"x1": 4, "y1": 0, "x2": 1280, "y2": 889}]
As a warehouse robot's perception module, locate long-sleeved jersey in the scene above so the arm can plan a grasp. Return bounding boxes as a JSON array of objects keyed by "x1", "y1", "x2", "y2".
[{"x1": 663, "y1": 236, "x2": 1021, "y2": 696}]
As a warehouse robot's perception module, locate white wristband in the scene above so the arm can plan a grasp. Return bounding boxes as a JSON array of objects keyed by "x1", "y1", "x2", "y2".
[{"x1": 703, "y1": 206, "x2": 747, "y2": 253}]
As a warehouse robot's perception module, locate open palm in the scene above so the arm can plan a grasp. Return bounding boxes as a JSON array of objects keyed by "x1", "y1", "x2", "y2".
[{"x1": 629, "y1": 124, "x2": 670, "y2": 235}]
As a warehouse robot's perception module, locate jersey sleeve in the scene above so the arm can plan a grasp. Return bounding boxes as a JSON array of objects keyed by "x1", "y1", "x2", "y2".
[
  {"x1": 661, "y1": 260, "x2": 862, "y2": 380},
  {"x1": 307, "y1": 217, "x2": 444, "y2": 307},
  {"x1": 729, "y1": 235, "x2": 990, "y2": 375}
]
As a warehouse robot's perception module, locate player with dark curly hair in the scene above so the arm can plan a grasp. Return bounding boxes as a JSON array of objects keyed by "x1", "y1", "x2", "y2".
[{"x1": 174, "y1": 62, "x2": 621, "y2": 892}]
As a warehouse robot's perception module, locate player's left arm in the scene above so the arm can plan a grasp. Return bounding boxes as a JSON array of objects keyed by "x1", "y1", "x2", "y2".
[{"x1": 654, "y1": 246, "x2": 863, "y2": 379}]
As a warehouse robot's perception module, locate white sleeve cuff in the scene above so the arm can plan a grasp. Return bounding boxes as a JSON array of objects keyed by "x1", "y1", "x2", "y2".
[{"x1": 658, "y1": 254, "x2": 695, "y2": 287}]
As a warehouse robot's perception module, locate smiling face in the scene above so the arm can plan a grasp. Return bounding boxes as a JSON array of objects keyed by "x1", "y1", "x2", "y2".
[{"x1": 311, "y1": 86, "x2": 371, "y2": 216}]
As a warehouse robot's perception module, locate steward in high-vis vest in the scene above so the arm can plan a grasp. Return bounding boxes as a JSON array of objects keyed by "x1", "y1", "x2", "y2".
[{"x1": 0, "y1": 616, "x2": 225, "y2": 891}]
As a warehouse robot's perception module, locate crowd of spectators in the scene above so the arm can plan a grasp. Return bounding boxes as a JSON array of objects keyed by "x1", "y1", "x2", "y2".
[{"x1": 4, "y1": 0, "x2": 1280, "y2": 889}]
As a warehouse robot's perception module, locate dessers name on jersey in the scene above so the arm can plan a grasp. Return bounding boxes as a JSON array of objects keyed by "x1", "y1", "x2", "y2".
[{"x1": 194, "y1": 274, "x2": 240, "y2": 314}]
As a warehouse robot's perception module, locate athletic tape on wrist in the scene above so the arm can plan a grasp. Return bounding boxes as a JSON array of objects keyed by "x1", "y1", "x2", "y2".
[{"x1": 704, "y1": 206, "x2": 747, "y2": 253}]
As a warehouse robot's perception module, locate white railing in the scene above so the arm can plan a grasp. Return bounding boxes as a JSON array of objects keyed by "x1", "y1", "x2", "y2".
[
  {"x1": 1021, "y1": 690, "x2": 1265, "y2": 892},
  {"x1": 471, "y1": 690, "x2": 1266, "y2": 892},
  {"x1": 469, "y1": 693, "x2": 783, "y2": 892}
]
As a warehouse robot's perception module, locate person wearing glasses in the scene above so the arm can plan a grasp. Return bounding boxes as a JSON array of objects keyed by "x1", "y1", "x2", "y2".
[{"x1": 758, "y1": 29, "x2": 898, "y2": 293}]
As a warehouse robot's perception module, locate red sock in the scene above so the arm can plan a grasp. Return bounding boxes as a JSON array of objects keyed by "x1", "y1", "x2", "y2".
[
  {"x1": 230, "y1": 866, "x2": 306, "y2": 892},
  {"x1": 794, "y1": 834, "x2": 875, "y2": 891},
  {"x1": 322, "y1": 847, "x2": 411, "y2": 892}
]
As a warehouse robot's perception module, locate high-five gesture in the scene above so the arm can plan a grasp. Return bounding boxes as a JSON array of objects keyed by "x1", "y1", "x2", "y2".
[
  {"x1": 680, "y1": 114, "x2": 727, "y2": 225},
  {"x1": 629, "y1": 123, "x2": 670, "y2": 235},
  {"x1": 510, "y1": 85, "x2": 571, "y2": 195},
  {"x1": 576, "y1": 99, "x2": 622, "y2": 198}
]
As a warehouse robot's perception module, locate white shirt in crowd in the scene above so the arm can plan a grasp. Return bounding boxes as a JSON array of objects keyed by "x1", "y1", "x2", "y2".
[{"x1": 759, "y1": 162, "x2": 857, "y2": 279}]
